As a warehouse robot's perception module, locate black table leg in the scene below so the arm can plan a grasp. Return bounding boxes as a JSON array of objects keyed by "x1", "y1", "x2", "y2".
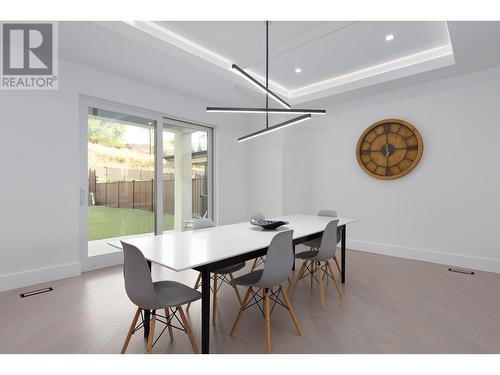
[
  {"x1": 201, "y1": 267, "x2": 210, "y2": 354},
  {"x1": 341, "y1": 225, "x2": 346, "y2": 284},
  {"x1": 292, "y1": 245, "x2": 296, "y2": 271},
  {"x1": 144, "y1": 260, "x2": 152, "y2": 338}
]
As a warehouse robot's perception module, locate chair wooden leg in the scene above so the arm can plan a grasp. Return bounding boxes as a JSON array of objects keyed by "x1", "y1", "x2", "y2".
[
  {"x1": 333, "y1": 255, "x2": 341, "y2": 273},
  {"x1": 177, "y1": 305, "x2": 199, "y2": 353},
  {"x1": 193, "y1": 272, "x2": 202, "y2": 289},
  {"x1": 212, "y1": 274, "x2": 218, "y2": 325},
  {"x1": 146, "y1": 311, "x2": 156, "y2": 354},
  {"x1": 327, "y1": 261, "x2": 343, "y2": 298},
  {"x1": 187, "y1": 272, "x2": 202, "y2": 311},
  {"x1": 230, "y1": 287, "x2": 252, "y2": 336},
  {"x1": 165, "y1": 308, "x2": 174, "y2": 341},
  {"x1": 251, "y1": 258, "x2": 259, "y2": 271},
  {"x1": 263, "y1": 288, "x2": 271, "y2": 354},
  {"x1": 229, "y1": 273, "x2": 242, "y2": 304},
  {"x1": 310, "y1": 261, "x2": 315, "y2": 289},
  {"x1": 319, "y1": 262, "x2": 325, "y2": 311},
  {"x1": 280, "y1": 286, "x2": 302, "y2": 336},
  {"x1": 289, "y1": 261, "x2": 306, "y2": 297},
  {"x1": 121, "y1": 307, "x2": 142, "y2": 354}
]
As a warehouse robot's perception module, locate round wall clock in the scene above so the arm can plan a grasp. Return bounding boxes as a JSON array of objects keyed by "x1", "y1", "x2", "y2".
[{"x1": 356, "y1": 119, "x2": 423, "y2": 180}]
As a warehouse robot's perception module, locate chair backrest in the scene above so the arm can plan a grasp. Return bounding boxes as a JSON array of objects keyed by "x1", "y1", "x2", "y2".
[
  {"x1": 255, "y1": 230, "x2": 293, "y2": 288},
  {"x1": 314, "y1": 219, "x2": 339, "y2": 261},
  {"x1": 317, "y1": 210, "x2": 341, "y2": 244},
  {"x1": 192, "y1": 217, "x2": 215, "y2": 230},
  {"x1": 250, "y1": 212, "x2": 266, "y2": 221},
  {"x1": 318, "y1": 209, "x2": 337, "y2": 217},
  {"x1": 121, "y1": 241, "x2": 159, "y2": 309}
]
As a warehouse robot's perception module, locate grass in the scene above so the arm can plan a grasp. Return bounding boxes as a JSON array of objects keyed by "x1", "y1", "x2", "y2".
[{"x1": 88, "y1": 206, "x2": 174, "y2": 241}]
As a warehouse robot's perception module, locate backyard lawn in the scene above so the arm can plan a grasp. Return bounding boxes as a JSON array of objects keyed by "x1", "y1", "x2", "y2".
[{"x1": 88, "y1": 206, "x2": 174, "y2": 241}]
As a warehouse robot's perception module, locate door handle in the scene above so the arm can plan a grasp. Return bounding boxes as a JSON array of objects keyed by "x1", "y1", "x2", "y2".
[{"x1": 80, "y1": 188, "x2": 87, "y2": 206}]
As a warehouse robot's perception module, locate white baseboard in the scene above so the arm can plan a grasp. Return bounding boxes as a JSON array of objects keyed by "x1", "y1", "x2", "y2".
[
  {"x1": 81, "y1": 252, "x2": 123, "y2": 272},
  {"x1": 349, "y1": 239, "x2": 500, "y2": 274},
  {"x1": 0, "y1": 262, "x2": 81, "y2": 292}
]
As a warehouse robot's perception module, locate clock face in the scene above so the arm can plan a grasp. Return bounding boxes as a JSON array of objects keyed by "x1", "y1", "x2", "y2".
[{"x1": 356, "y1": 119, "x2": 423, "y2": 180}]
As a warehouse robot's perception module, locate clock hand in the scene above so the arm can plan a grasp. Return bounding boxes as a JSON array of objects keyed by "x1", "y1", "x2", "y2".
[
  {"x1": 386, "y1": 132, "x2": 390, "y2": 158},
  {"x1": 362, "y1": 144, "x2": 417, "y2": 154},
  {"x1": 392, "y1": 146, "x2": 418, "y2": 151}
]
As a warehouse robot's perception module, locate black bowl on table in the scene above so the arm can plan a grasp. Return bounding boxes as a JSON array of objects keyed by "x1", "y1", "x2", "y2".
[{"x1": 250, "y1": 219, "x2": 289, "y2": 230}]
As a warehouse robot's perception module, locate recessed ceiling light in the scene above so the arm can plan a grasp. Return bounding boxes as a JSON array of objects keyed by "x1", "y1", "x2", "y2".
[
  {"x1": 148, "y1": 122, "x2": 152, "y2": 125},
  {"x1": 385, "y1": 34, "x2": 394, "y2": 41},
  {"x1": 295, "y1": 68, "x2": 302, "y2": 73}
]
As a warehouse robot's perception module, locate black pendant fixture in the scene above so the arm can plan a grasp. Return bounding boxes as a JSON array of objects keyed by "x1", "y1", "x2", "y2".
[{"x1": 206, "y1": 21, "x2": 326, "y2": 142}]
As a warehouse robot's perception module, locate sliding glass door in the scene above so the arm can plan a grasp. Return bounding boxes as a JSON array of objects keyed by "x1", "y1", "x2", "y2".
[
  {"x1": 85, "y1": 107, "x2": 158, "y2": 266},
  {"x1": 80, "y1": 99, "x2": 213, "y2": 271}
]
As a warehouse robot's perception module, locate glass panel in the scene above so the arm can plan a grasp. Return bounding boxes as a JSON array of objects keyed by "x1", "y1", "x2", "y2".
[
  {"x1": 162, "y1": 123, "x2": 209, "y2": 231},
  {"x1": 87, "y1": 107, "x2": 156, "y2": 257}
]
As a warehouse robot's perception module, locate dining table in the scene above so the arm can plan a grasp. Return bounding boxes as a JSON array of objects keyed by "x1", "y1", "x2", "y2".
[{"x1": 121, "y1": 214, "x2": 358, "y2": 354}]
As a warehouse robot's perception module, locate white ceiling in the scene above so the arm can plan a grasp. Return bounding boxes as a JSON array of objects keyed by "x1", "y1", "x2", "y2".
[
  {"x1": 59, "y1": 21, "x2": 500, "y2": 107},
  {"x1": 160, "y1": 21, "x2": 451, "y2": 90},
  {"x1": 59, "y1": 21, "x2": 266, "y2": 107}
]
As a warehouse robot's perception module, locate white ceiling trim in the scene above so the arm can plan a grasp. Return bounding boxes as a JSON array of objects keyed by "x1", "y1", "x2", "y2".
[
  {"x1": 290, "y1": 44, "x2": 455, "y2": 102},
  {"x1": 124, "y1": 21, "x2": 232, "y2": 69},
  {"x1": 124, "y1": 21, "x2": 290, "y2": 98},
  {"x1": 124, "y1": 21, "x2": 455, "y2": 104}
]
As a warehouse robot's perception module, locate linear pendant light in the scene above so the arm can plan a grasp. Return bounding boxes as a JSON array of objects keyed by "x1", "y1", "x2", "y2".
[
  {"x1": 238, "y1": 114, "x2": 311, "y2": 142},
  {"x1": 207, "y1": 21, "x2": 326, "y2": 141},
  {"x1": 231, "y1": 64, "x2": 291, "y2": 109},
  {"x1": 206, "y1": 107, "x2": 326, "y2": 115}
]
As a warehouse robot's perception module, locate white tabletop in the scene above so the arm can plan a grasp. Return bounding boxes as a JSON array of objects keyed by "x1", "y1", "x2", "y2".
[{"x1": 121, "y1": 214, "x2": 357, "y2": 272}]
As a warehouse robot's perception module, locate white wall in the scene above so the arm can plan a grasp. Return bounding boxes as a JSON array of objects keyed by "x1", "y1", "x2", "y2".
[
  {"x1": 244, "y1": 130, "x2": 284, "y2": 219},
  {"x1": 0, "y1": 60, "x2": 247, "y2": 291},
  {"x1": 215, "y1": 124, "x2": 248, "y2": 224},
  {"x1": 249, "y1": 66, "x2": 500, "y2": 273}
]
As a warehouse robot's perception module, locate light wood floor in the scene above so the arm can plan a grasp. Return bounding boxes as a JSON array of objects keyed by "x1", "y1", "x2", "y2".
[{"x1": 1, "y1": 247, "x2": 500, "y2": 354}]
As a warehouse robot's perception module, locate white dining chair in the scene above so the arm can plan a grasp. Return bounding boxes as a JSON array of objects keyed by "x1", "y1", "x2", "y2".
[
  {"x1": 186, "y1": 218, "x2": 245, "y2": 325},
  {"x1": 302, "y1": 210, "x2": 342, "y2": 273},
  {"x1": 120, "y1": 241, "x2": 200, "y2": 354},
  {"x1": 290, "y1": 219, "x2": 343, "y2": 310},
  {"x1": 229, "y1": 230, "x2": 301, "y2": 353}
]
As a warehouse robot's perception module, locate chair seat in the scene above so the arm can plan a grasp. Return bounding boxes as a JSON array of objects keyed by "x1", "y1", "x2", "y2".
[
  {"x1": 302, "y1": 239, "x2": 321, "y2": 248},
  {"x1": 213, "y1": 262, "x2": 245, "y2": 274},
  {"x1": 295, "y1": 250, "x2": 319, "y2": 260},
  {"x1": 229, "y1": 270, "x2": 264, "y2": 287},
  {"x1": 153, "y1": 280, "x2": 202, "y2": 308},
  {"x1": 303, "y1": 230, "x2": 341, "y2": 249}
]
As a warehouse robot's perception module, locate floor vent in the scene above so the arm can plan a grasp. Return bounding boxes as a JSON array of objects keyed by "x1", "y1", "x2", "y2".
[
  {"x1": 20, "y1": 287, "x2": 54, "y2": 298},
  {"x1": 448, "y1": 267, "x2": 474, "y2": 275}
]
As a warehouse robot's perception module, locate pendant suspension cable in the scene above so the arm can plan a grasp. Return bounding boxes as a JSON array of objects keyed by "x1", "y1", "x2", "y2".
[
  {"x1": 206, "y1": 20, "x2": 327, "y2": 141},
  {"x1": 266, "y1": 20, "x2": 269, "y2": 129}
]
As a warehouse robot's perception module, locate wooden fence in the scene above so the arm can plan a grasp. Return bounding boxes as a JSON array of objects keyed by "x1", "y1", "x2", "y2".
[
  {"x1": 89, "y1": 169, "x2": 205, "y2": 216},
  {"x1": 91, "y1": 166, "x2": 161, "y2": 183}
]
